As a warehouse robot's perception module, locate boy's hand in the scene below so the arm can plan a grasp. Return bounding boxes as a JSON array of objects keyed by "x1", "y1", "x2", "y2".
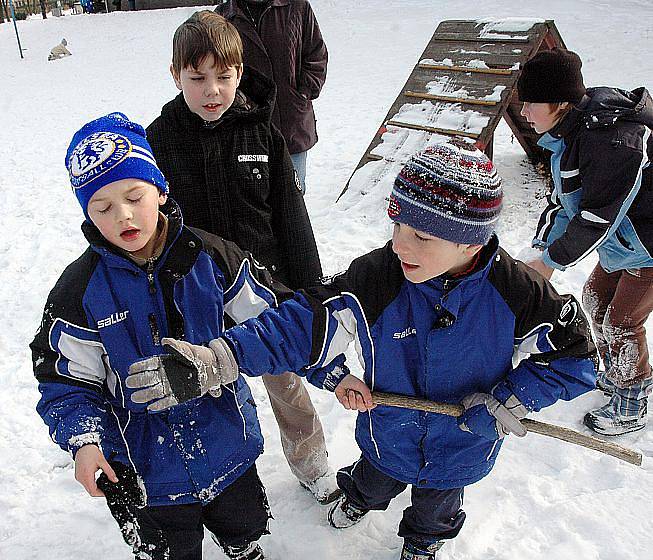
[
  {"x1": 335, "y1": 374, "x2": 375, "y2": 412},
  {"x1": 126, "y1": 338, "x2": 239, "y2": 411},
  {"x1": 74, "y1": 444, "x2": 118, "y2": 497},
  {"x1": 457, "y1": 392, "x2": 528, "y2": 440}
]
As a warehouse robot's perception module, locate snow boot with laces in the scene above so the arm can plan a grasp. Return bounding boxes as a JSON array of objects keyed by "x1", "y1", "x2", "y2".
[
  {"x1": 584, "y1": 378, "x2": 651, "y2": 435},
  {"x1": 327, "y1": 494, "x2": 368, "y2": 528},
  {"x1": 400, "y1": 539, "x2": 444, "y2": 560}
]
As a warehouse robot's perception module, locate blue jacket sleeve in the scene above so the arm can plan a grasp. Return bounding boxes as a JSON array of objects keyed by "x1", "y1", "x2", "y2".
[
  {"x1": 36, "y1": 382, "x2": 109, "y2": 455},
  {"x1": 222, "y1": 290, "x2": 355, "y2": 391},
  {"x1": 490, "y1": 252, "x2": 598, "y2": 410}
]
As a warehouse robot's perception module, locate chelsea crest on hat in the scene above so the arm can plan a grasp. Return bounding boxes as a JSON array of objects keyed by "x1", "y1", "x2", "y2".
[{"x1": 66, "y1": 112, "x2": 168, "y2": 219}]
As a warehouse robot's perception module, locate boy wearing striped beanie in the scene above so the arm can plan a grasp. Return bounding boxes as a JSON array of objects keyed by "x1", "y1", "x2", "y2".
[{"x1": 126, "y1": 140, "x2": 597, "y2": 559}]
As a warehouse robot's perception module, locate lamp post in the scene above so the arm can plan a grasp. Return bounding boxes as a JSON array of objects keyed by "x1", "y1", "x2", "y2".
[{"x1": 8, "y1": 0, "x2": 24, "y2": 59}]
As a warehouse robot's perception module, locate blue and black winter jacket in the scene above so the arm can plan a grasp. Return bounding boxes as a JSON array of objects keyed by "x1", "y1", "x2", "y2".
[
  {"x1": 222, "y1": 236, "x2": 597, "y2": 489},
  {"x1": 31, "y1": 200, "x2": 295, "y2": 506},
  {"x1": 534, "y1": 87, "x2": 653, "y2": 272}
]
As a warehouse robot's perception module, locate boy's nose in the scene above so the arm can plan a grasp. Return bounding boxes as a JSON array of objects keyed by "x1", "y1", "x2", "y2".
[
  {"x1": 391, "y1": 229, "x2": 409, "y2": 256},
  {"x1": 117, "y1": 205, "x2": 133, "y2": 222},
  {"x1": 204, "y1": 80, "x2": 220, "y2": 96}
]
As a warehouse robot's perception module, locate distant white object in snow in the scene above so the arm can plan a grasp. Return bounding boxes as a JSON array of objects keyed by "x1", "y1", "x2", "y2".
[{"x1": 48, "y1": 39, "x2": 72, "y2": 62}]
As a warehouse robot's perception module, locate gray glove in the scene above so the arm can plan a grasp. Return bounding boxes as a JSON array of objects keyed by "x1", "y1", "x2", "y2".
[
  {"x1": 458, "y1": 392, "x2": 528, "y2": 440},
  {"x1": 126, "y1": 337, "x2": 239, "y2": 411}
]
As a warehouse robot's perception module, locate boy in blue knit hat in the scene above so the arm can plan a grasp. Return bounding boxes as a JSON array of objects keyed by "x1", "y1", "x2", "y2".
[
  {"x1": 31, "y1": 112, "x2": 366, "y2": 560},
  {"x1": 127, "y1": 139, "x2": 598, "y2": 559}
]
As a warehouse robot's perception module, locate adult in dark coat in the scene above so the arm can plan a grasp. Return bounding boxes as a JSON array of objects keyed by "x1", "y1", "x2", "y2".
[{"x1": 216, "y1": 0, "x2": 328, "y2": 192}]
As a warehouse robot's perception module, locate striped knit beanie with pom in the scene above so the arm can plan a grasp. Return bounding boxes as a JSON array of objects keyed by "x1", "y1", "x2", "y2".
[{"x1": 388, "y1": 140, "x2": 503, "y2": 245}]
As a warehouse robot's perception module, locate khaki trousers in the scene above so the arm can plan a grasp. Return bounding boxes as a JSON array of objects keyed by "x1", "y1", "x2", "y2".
[
  {"x1": 582, "y1": 264, "x2": 653, "y2": 387},
  {"x1": 261, "y1": 371, "x2": 329, "y2": 483}
]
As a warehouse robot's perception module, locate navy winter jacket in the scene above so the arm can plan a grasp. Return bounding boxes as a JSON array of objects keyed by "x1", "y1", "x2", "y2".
[
  {"x1": 534, "y1": 87, "x2": 653, "y2": 272},
  {"x1": 223, "y1": 237, "x2": 597, "y2": 489},
  {"x1": 31, "y1": 201, "x2": 294, "y2": 506}
]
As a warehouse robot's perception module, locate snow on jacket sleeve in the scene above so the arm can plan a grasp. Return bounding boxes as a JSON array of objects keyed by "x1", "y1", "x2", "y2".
[
  {"x1": 297, "y1": 1, "x2": 328, "y2": 101},
  {"x1": 490, "y1": 249, "x2": 598, "y2": 411},
  {"x1": 543, "y1": 128, "x2": 651, "y2": 269},
  {"x1": 268, "y1": 126, "x2": 323, "y2": 289},
  {"x1": 31, "y1": 251, "x2": 109, "y2": 456}
]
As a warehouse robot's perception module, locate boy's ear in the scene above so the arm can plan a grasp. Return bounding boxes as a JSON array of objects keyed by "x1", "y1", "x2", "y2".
[
  {"x1": 236, "y1": 63, "x2": 243, "y2": 82},
  {"x1": 159, "y1": 192, "x2": 168, "y2": 206},
  {"x1": 462, "y1": 244, "x2": 483, "y2": 257},
  {"x1": 170, "y1": 64, "x2": 182, "y2": 91}
]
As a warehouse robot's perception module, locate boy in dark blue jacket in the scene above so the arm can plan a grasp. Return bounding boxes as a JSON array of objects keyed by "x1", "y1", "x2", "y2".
[
  {"x1": 31, "y1": 113, "x2": 364, "y2": 560},
  {"x1": 128, "y1": 140, "x2": 598, "y2": 560}
]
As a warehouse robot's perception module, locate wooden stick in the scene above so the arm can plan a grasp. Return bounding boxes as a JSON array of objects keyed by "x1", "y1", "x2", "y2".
[{"x1": 371, "y1": 392, "x2": 643, "y2": 467}]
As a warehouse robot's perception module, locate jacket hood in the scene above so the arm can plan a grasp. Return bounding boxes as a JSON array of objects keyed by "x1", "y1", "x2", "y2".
[
  {"x1": 159, "y1": 65, "x2": 277, "y2": 131},
  {"x1": 581, "y1": 86, "x2": 653, "y2": 129}
]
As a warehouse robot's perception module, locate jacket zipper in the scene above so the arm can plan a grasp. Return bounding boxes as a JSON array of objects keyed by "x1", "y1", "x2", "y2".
[
  {"x1": 146, "y1": 259, "x2": 157, "y2": 295},
  {"x1": 145, "y1": 258, "x2": 161, "y2": 346}
]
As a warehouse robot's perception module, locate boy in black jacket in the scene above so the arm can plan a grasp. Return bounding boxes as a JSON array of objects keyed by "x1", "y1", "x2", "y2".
[{"x1": 146, "y1": 10, "x2": 339, "y2": 503}]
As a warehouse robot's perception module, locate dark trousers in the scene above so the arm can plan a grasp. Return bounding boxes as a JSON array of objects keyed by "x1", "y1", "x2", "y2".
[
  {"x1": 99, "y1": 463, "x2": 270, "y2": 560},
  {"x1": 582, "y1": 264, "x2": 653, "y2": 387},
  {"x1": 337, "y1": 457, "x2": 465, "y2": 546}
]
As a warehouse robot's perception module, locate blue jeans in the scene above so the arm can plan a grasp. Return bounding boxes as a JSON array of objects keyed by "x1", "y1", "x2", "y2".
[{"x1": 290, "y1": 151, "x2": 308, "y2": 195}]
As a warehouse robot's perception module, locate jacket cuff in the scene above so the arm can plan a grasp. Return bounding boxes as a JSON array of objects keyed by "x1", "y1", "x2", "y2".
[
  {"x1": 542, "y1": 249, "x2": 566, "y2": 271},
  {"x1": 68, "y1": 432, "x2": 102, "y2": 457}
]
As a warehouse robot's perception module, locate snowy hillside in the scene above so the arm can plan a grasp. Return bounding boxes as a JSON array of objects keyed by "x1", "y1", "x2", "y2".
[{"x1": 1, "y1": 1, "x2": 652, "y2": 559}]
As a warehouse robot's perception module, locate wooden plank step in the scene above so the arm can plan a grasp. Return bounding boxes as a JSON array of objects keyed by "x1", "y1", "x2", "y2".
[
  {"x1": 418, "y1": 63, "x2": 514, "y2": 75},
  {"x1": 432, "y1": 33, "x2": 530, "y2": 44},
  {"x1": 386, "y1": 120, "x2": 480, "y2": 139},
  {"x1": 405, "y1": 91, "x2": 498, "y2": 106},
  {"x1": 420, "y1": 40, "x2": 529, "y2": 60}
]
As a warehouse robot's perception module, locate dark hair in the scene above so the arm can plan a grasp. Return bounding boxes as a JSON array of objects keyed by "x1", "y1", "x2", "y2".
[{"x1": 172, "y1": 11, "x2": 243, "y2": 74}]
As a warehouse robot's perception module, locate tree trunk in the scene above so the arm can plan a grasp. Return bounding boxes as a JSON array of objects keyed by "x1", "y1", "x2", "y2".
[{"x1": 39, "y1": 0, "x2": 47, "y2": 19}]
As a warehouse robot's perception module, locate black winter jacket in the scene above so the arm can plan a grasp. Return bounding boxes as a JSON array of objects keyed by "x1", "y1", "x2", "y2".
[
  {"x1": 534, "y1": 87, "x2": 653, "y2": 271},
  {"x1": 147, "y1": 68, "x2": 322, "y2": 289}
]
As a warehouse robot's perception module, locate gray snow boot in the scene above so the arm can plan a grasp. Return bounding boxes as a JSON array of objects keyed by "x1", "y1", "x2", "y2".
[
  {"x1": 327, "y1": 494, "x2": 368, "y2": 528},
  {"x1": 400, "y1": 539, "x2": 444, "y2": 560},
  {"x1": 584, "y1": 379, "x2": 651, "y2": 435}
]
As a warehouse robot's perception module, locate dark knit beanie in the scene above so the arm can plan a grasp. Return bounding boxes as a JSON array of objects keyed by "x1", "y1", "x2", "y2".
[
  {"x1": 66, "y1": 112, "x2": 168, "y2": 220},
  {"x1": 517, "y1": 48, "x2": 586, "y2": 104},
  {"x1": 388, "y1": 140, "x2": 503, "y2": 245}
]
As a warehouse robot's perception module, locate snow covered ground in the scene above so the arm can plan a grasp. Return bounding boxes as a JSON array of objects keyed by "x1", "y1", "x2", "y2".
[{"x1": 1, "y1": 1, "x2": 652, "y2": 558}]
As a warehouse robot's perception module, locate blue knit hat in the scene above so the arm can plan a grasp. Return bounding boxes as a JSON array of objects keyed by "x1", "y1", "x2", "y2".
[
  {"x1": 388, "y1": 140, "x2": 503, "y2": 245},
  {"x1": 66, "y1": 113, "x2": 168, "y2": 220}
]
